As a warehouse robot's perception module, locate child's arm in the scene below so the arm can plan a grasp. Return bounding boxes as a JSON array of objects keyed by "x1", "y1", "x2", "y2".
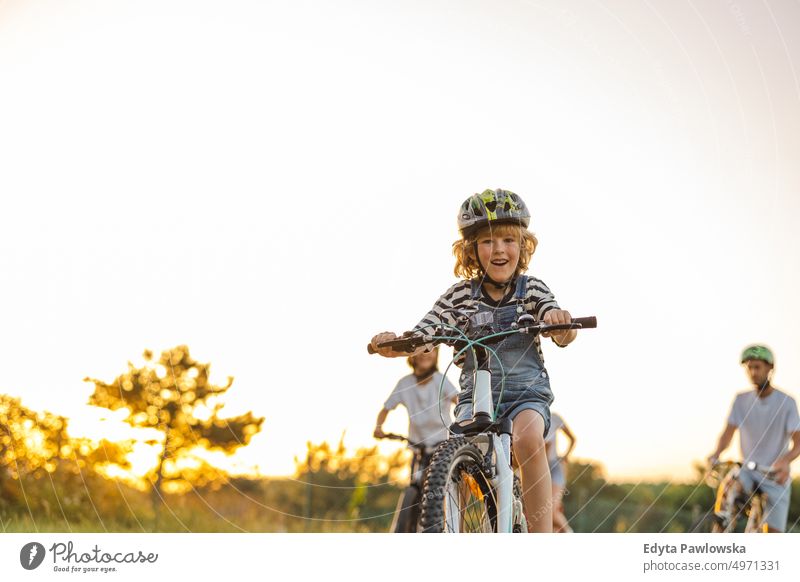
[
  {"x1": 528, "y1": 278, "x2": 577, "y2": 347},
  {"x1": 560, "y1": 422, "x2": 577, "y2": 459},
  {"x1": 373, "y1": 408, "x2": 390, "y2": 438},
  {"x1": 372, "y1": 283, "x2": 465, "y2": 357},
  {"x1": 411, "y1": 283, "x2": 467, "y2": 343}
]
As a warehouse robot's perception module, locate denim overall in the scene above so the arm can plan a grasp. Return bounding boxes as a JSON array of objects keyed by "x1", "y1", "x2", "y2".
[{"x1": 453, "y1": 275, "x2": 554, "y2": 436}]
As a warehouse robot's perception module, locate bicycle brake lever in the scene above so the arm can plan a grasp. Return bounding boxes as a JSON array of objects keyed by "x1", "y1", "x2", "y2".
[{"x1": 512, "y1": 313, "x2": 536, "y2": 330}]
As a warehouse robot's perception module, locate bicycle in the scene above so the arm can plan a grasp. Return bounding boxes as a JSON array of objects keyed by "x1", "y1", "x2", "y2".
[
  {"x1": 693, "y1": 460, "x2": 777, "y2": 533},
  {"x1": 378, "y1": 433, "x2": 434, "y2": 533},
  {"x1": 369, "y1": 311, "x2": 596, "y2": 532}
]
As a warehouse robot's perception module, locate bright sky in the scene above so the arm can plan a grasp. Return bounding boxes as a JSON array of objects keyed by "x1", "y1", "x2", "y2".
[{"x1": 1, "y1": 0, "x2": 799, "y2": 483}]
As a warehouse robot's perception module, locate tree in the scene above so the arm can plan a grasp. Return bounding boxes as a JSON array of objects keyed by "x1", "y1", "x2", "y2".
[
  {"x1": 0, "y1": 394, "x2": 41, "y2": 481},
  {"x1": 84, "y1": 345, "x2": 264, "y2": 527},
  {"x1": 0, "y1": 393, "x2": 134, "y2": 522}
]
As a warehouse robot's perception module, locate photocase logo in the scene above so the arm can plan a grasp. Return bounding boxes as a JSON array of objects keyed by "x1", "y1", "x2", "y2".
[{"x1": 20, "y1": 542, "x2": 46, "y2": 570}]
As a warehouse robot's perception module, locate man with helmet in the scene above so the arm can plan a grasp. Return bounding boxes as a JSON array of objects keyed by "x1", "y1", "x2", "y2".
[{"x1": 707, "y1": 345, "x2": 800, "y2": 532}]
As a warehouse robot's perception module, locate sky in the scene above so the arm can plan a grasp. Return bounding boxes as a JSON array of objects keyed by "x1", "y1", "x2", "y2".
[{"x1": 1, "y1": 0, "x2": 799, "y2": 482}]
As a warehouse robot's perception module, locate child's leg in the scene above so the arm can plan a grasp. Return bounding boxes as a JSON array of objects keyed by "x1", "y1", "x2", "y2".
[
  {"x1": 551, "y1": 485, "x2": 569, "y2": 532},
  {"x1": 512, "y1": 409, "x2": 552, "y2": 532}
]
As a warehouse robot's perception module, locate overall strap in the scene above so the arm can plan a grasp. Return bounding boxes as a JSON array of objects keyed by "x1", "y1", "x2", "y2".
[
  {"x1": 514, "y1": 275, "x2": 528, "y2": 315},
  {"x1": 514, "y1": 275, "x2": 528, "y2": 300},
  {"x1": 469, "y1": 278, "x2": 482, "y2": 300}
]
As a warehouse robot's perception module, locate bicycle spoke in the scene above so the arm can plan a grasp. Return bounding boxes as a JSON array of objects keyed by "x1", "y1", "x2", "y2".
[
  {"x1": 444, "y1": 478, "x2": 461, "y2": 533},
  {"x1": 442, "y1": 466, "x2": 490, "y2": 533}
]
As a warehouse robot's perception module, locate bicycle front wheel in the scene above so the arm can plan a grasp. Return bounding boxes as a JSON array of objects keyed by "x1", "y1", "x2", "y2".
[{"x1": 419, "y1": 438, "x2": 497, "y2": 533}]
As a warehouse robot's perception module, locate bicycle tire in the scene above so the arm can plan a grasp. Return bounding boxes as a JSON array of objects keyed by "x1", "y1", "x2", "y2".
[
  {"x1": 391, "y1": 486, "x2": 421, "y2": 533},
  {"x1": 689, "y1": 510, "x2": 726, "y2": 533},
  {"x1": 419, "y1": 438, "x2": 498, "y2": 533}
]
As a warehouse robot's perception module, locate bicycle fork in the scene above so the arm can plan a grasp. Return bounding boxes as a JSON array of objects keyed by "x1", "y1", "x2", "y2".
[{"x1": 494, "y1": 432, "x2": 515, "y2": 533}]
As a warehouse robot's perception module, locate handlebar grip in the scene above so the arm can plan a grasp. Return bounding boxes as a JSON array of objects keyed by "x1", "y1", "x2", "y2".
[
  {"x1": 572, "y1": 316, "x2": 597, "y2": 329},
  {"x1": 368, "y1": 340, "x2": 415, "y2": 354}
]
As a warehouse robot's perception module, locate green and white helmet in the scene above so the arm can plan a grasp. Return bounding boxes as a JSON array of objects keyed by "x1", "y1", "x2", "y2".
[
  {"x1": 740, "y1": 345, "x2": 774, "y2": 365},
  {"x1": 457, "y1": 188, "x2": 530, "y2": 237}
]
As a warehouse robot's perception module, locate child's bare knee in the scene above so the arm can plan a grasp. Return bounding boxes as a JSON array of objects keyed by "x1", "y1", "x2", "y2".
[{"x1": 513, "y1": 430, "x2": 545, "y2": 460}]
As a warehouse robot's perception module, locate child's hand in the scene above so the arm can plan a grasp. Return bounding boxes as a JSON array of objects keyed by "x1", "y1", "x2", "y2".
[
  {"x1": 370, "y1": 331, "x2": 400, "y2": 357},
  {"x1": 542, "y1": 309, "x2": 574, "y2": 346}
]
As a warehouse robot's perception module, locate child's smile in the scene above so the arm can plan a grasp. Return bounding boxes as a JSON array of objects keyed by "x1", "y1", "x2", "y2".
[{"x1": 477, "y1": 233, "x2": 520, "y2": 283}]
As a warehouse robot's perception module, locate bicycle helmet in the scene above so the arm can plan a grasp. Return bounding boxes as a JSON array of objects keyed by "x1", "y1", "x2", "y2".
[
  {"x1": 740, "y1": 345, "x2": 774, "y2": 366},
  {"x1": 457, "y1": 188, "x2": 530, "y2": 238}
]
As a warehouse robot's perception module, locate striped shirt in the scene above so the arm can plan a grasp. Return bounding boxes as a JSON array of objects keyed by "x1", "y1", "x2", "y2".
[{"x1": 412, "y1": 276, "x2": 562, "y2": 367}]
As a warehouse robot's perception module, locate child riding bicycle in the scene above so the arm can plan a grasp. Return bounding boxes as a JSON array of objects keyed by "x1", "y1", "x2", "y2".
[
  {"x1": 370, "y1": 188, "x2": 582, "y2": 532},
  {"x1": 374, "y1": 347, "x2": 459, "y2": 532}
]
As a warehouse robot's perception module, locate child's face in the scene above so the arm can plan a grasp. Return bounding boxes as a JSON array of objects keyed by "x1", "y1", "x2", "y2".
[
  {"x1": 411, "y1": 350, "x2": 438, "y2": 376},
  {"x1": 475, "y1": 227, "x2": 520, "y2": 284}
]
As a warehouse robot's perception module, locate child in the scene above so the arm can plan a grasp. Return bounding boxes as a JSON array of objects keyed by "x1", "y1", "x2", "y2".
[
  {"x1": 374, "y1": 347, "x2": 459, "y2": 450},
  {"x1": 370, "y1": 188, "x2": 579, "y2": 532}
]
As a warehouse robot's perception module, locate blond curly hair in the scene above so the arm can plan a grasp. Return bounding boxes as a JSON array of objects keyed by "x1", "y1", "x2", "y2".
[{"x1": 452, "y1": 223, "x2": 538, "y2": 280}]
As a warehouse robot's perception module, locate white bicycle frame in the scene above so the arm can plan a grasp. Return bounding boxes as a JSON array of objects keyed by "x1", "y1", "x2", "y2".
[{"x1": 444, "y1": 367, "x2": 525, "y2": 533}]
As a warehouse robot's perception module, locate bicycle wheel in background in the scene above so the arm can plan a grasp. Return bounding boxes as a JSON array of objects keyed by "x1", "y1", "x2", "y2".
[
  {"x1": 689, "y1": 510, "x2": 726, "y2": 533},
  {"x1": 744, "y1": 497, "x2": 766, "y2": 533},
  {"x1": 391, "y1": 487, "x2": 420, "y2": 533},
  {"x1": 419, "y1": 438, "x2": 497, "y2": 532}
]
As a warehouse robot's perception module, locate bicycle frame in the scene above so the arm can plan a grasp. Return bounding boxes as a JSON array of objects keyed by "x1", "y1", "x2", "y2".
[
  {"x1": 380, "y1": 434, "x2": 430, "y2": 533},
  {"x1": 468, "y1": 367, "x2": 517, "y2": 533}
]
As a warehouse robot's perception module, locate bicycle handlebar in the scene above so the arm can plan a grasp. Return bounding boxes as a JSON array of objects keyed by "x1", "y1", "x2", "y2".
[
  {"x1": 367, "y1": 316, "x2": 597, "y2": 354},
  {"x1": 377, "y1": 433, "x2": 426, "y2": 450},
  {"x1": 709, "y1": 459, "x2": 777, "y2": 479},
  {"x1": 380, "y1": 433, "x2": 408, "y2": 442}
]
